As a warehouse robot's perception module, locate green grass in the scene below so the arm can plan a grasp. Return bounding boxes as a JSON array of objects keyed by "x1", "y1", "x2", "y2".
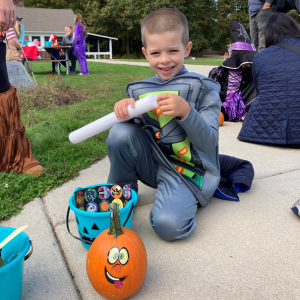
[
  {"x1": 115, "y1": 57, "x2": 224, "y2": 66},
  {"x1": 0, "y1": 62, "x2": 154, "y2": 221}
]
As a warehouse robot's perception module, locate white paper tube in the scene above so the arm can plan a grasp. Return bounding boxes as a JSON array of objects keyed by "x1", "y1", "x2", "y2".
[{"x1": 69, "y1": 93, "x2": 158, "y2": 144}]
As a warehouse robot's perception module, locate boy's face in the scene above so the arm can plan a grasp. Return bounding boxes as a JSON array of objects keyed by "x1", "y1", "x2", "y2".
[{"x1": 142, "y1": 31, "x2": 192, "y2": 81}]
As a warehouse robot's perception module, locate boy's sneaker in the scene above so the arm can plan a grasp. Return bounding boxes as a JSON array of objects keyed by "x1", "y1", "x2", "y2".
[{"x1": 291, "y1": 200, "x2": 300, "y2": 218}]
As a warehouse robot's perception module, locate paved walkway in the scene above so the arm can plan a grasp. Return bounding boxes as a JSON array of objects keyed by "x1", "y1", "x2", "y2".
[{"x1": 1, "y1": 61, "x2": 300, "y2": 300}]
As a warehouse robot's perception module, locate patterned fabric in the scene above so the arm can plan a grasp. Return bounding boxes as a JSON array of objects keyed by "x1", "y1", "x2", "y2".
[
  {"x1": 238, "y1": 37, "x2": 300, "y2": 145},
  {"x1": 209, "y1": 66, "x2": 256, "y2": 121},
  {"x1": 6, "y1": 28, "x2": 17, "y2": 41},
  {"x1": 0, "y1": 31, "x2": 7, "y2": 44}
]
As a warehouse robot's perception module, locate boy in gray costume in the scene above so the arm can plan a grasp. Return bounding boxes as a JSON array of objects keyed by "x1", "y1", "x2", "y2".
[{"x1": 106, "y1": 8, "x2": 221, "y2": 241}]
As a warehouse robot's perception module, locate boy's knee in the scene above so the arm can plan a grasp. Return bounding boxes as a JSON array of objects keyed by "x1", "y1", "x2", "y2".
[
  {"x1": 106, "y1": 123, "x2": 138, "y2": 147},
  {"x1": 149, "y1": 209, "x2": 194, "y2": 242},
  {"x1": 107, "y1": 123, "x2": 132, "y2": 148}
]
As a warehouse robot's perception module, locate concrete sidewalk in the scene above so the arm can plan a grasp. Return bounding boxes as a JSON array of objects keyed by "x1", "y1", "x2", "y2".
[{"x1": 1, "y1": 61, "x2": 300, "y2": 300}]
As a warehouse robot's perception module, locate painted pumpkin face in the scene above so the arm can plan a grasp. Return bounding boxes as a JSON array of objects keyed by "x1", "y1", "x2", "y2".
[{"x1": 86, "y1": 227, "x2": 147, "y2": 300}]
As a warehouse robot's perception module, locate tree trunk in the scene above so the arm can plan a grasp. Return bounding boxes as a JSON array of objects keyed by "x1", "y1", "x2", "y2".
[{"x1": 126, "y1": 30, "x2": 130, "y2": 55}]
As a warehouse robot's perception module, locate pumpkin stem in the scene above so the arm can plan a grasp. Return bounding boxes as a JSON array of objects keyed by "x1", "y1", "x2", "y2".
[{"x1": 108, "y1": 202, "x2": 124, "y2": 239}]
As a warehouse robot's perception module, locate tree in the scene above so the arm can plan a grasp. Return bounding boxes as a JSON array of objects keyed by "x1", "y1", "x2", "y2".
[
  {"x1": 87, "y1": 0, "x2": 217, "y2": 55},
  {"x1": 212, "y1": 0, "x2": 249, "y2": 50},
  {"x1": 25, "y1": 0, "x2": 85, "y2": 13}
]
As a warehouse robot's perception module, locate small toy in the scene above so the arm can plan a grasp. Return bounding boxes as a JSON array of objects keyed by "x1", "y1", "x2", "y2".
[
  {"x1": 86, "y1": 203, "x2": 147, "y2": 300},
  {"x1": 69, "y1": 94, "x2": 158, "y2": 144}
]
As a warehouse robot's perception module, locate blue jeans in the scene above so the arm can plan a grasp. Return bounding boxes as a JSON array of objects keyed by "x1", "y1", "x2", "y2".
[{"x1": 59, "y1": 52, "x2": 77, "y2": 71}]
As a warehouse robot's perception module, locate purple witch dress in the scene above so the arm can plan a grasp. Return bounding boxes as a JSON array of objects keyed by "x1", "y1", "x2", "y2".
[{"x1": 72, "y1": 23, "x2": 89, "y2": 75}]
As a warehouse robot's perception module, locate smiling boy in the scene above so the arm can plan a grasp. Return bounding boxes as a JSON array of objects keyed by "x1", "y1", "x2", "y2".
[{"x1": 106, "y1": 8, "x2": 221, "y2": 241}]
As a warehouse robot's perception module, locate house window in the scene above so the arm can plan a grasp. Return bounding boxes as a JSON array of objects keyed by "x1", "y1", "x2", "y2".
[
  {"x1": 44, "y1": 36, "x2": 49, "y2": 41},
  {"x1": 57, "y1": 37, "x2": 63, "y2": 43},
  {"x1": 32, "y1": 36, "x2": 40, "y2": 42}
]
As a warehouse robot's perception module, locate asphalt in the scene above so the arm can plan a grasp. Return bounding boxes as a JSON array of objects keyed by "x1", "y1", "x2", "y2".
[{"x1": 1, "y1": 60, "x2": 300, "y2": 300}]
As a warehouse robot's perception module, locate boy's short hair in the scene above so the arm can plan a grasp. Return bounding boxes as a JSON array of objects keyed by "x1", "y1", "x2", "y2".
[
  {"x1": 141, "y1": 8, "x2": 189, "y2": 48},
  {"x1": 65, "y1": 25, "x2": 73, "y2": 30}
]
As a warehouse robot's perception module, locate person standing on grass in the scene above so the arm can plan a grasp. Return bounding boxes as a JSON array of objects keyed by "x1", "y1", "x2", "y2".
[
  {"x1": 59, "y1": 25, "x2": 77, "y2": 73},
  {"x1": 0, "y1": 0, "x2": 44, "y2": 176},
  {"x1": 72, "y1": 13, "x2": 89, "y2": 75}
]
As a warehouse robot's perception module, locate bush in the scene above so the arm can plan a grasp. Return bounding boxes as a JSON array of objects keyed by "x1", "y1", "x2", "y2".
[{"x1": 19, "y1": 76, "x2": 88, "y2": 111}]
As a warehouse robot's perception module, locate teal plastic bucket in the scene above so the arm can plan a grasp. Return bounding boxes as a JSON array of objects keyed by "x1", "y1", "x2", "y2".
[
  {"x1": 44, "y1": 41, "x2": 52, "y2": 46},
  {"x1": 67, "y1": 184, "x2": 138, "y2": 250},
  {"x1": 0, "y1": 227, "x2": 32, "y2": 300}
]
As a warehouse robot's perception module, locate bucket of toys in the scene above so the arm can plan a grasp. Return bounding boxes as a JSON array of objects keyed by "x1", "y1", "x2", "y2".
[
  {"x1": 66, "y1": 183, "x2": 138, "y2": 250},
  {"x1": 0, "y1": 227, "x2": 33, "y2": 300}
]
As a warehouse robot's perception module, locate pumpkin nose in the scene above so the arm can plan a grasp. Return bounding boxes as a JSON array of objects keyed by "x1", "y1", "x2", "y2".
[{"x1": 112, "y1": 264, "x2": 121, "y2": 273}]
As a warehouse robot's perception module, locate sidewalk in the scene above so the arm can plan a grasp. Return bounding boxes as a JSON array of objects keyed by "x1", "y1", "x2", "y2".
[{"x1": 1, "y1": 61, "x2": 300, "y2": 300}]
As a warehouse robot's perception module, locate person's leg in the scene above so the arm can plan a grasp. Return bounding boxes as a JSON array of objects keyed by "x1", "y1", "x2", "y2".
[
  {"x1": 0, "y1": 41, "x2": 43, "y2": 175},
  {"x1": 257, "y1": 8, "x2": 276, "y2": 52},
  {"x1": 77, "y1": 52, "x2": 85, "y2": 74},
  {"x1": 106, "y1": 122, "x2": 158, "y2": 192},
  {"x1": 70, "y1": 53, "x2": 77, "y2": 72},
  {"x1": 149, "y1": 165, "x2": 198, "y2": 241},
  {"x1": 0, "y1": 43, "x2": 11, "y2": 93},
  {"x1": 83, "y1": 56, "x2": 89, "y2": 74},
  {"x1": 51, "y1": 50, "x2": 60, "y2": 72},
  {"x1": 77, "y1": 52, "x2": 89, "y2": 74},
  {"x1": 58, "y1": 53, "x2": 66, "y2": 68},
  {"x1": 249, "y1": 15, "x2": 259, "y2": 51},
  {"x1": 51, "y1": 54, "x2": 56, "y2": 72}
]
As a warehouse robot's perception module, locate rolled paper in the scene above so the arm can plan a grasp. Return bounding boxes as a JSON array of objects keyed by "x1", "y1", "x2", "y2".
[{"x1": 69, "y1": 93, "x2": 158, "y2": 144}]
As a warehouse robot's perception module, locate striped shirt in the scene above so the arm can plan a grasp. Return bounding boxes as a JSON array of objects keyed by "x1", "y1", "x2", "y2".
[{"x1": 6, "y1": 28, "x2": 17, "y2": 41}]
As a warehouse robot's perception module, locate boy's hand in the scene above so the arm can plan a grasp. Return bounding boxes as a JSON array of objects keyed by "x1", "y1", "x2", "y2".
[
  {"x1": 157, "y1": 93, "x2": 191, "y2": 119},
  {"x1": 114, "y1": 98, "x2": 135, "y2": 121}
]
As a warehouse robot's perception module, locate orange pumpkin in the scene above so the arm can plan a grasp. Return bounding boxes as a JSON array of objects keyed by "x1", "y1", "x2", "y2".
[
  {"x1": 86, "y1": 203, "x2": 147, "y2": 300},
  {"x1": 219, "y1": 112, "x2": 224, "y2": 126}
]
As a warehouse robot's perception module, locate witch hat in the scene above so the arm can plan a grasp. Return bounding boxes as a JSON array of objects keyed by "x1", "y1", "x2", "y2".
[{"x1": 223, "y1": 21, "x2": 257, "y2": 69}]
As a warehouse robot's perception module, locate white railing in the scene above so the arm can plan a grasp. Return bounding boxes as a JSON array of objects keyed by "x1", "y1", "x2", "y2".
[{"x1": 85, "y1": 52, "x2": 111, "y2": 59}]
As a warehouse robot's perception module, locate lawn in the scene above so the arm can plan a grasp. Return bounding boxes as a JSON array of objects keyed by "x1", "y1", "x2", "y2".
[
  {"x1": 116, "y1": 57, "x2": 224, "y2": 66},
  {"x1": 0, "y1": 61, "x2": 154, "y2": 221}
]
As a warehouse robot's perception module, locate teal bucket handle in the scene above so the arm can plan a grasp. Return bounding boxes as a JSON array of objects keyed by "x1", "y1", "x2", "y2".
[{"x1": 66, "y1": 202, "x2": 135, "y2": 245}]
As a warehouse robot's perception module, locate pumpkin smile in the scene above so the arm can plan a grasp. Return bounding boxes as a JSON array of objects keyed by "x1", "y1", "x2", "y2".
[{"x1": 105, "y1": 267, "x2": 127, "y2": 289}]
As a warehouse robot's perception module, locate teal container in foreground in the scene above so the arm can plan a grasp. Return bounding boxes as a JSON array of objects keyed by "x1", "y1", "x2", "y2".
[
  {"x1": 67, "y1": 184, "x2": 138, "y2": 250},
  {"x1": 0, "y1": 227, "x2": 32, "y2": 300}
]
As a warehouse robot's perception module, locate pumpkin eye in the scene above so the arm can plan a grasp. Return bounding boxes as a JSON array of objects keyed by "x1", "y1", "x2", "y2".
[
  {"x1": 119, "y1": 248, "x2": 129, "y2": 265},
  {"x1": 108, "y1": 247, "x2": 119, "y2": 264}
]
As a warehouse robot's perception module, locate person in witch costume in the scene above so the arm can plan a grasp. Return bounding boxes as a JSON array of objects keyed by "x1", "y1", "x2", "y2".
[
  {"x1": 0, "y1": 0, "x2": 44, "y2": 176},
  {"x1": 209, "y1": 20, "x2": 258, "y2": 122}
]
